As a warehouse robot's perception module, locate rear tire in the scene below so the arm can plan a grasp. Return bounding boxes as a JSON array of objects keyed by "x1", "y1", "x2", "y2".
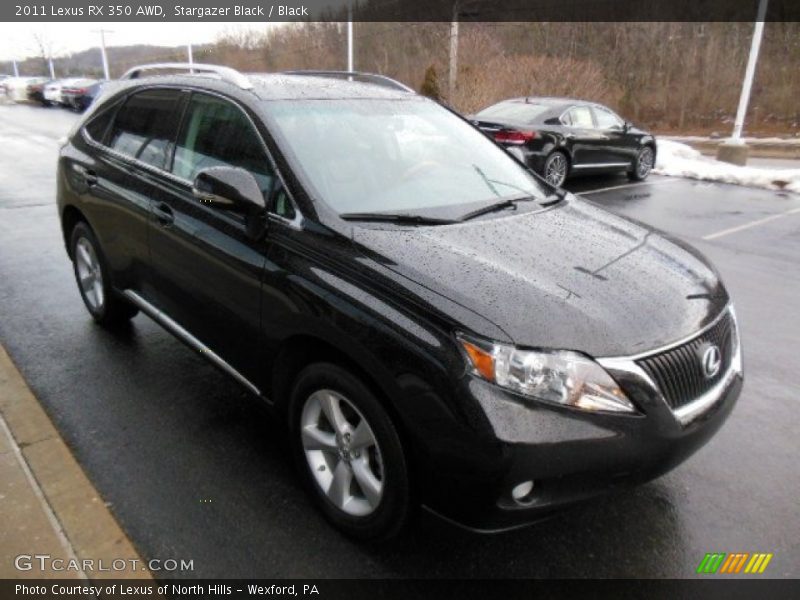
[
  {"x1": 628, "y1": 145, "x2": 655, "y2": 181},
  {"x1": 542, "y1": 151, "x2": 569, "y2": 187},
  {"x1": 288, "y1": 363, "x2": 411, "y2": 540},
  {"x1": 70, "y1": 221, "x2": 138, "y2": 327}
]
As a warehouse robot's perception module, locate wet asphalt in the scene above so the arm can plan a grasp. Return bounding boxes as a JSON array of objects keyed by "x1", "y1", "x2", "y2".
[{"x1": 0, "y1": 103, "x2": 798, "y2": 579}]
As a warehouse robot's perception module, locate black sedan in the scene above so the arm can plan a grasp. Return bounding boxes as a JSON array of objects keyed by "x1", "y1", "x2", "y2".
[
  {"x1": 62, "y1": 79, "x2": 102, "y2": 111},
  {"x1": 470, "y1": 97, "x2": 656, "y2": 187}
]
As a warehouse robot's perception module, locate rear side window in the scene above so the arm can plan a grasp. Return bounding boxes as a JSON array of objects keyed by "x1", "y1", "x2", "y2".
[
  {"x1": 475, "y1": 101, "x2": 551, "y2": 124},
  {"x1": 171, "y1": 93, "x2": 274, "y2": 198},
  {"x1": 107, "y1": 89, "x2": 181, "y2": 169},
  {"x1": 565, "y1": 106, "x2": 594, "y2": 128},
  {"x1": 84, "y1": 104, "x2": 118, "y2": 143}
]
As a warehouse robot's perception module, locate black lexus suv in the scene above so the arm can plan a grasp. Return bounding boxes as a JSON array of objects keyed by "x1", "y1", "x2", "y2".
[{"x1": 57, "y1": 63, "x2": 742, "y2": 539}]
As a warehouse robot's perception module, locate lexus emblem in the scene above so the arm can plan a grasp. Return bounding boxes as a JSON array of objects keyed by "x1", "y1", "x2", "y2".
[{"x1": 701, "y1": 345, "x2": 721, "y2": 379}]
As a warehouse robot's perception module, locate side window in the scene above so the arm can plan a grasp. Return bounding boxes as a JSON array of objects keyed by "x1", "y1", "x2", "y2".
[
  {"x1": 107, "y1": 89, "x2": 181, "y2": 169},
  {"x1": 171, "y1": 94, "x2": 275, "y2": 202},
  {"x1": 594, "y1": 107, "x2": 624, "y2": 130},
  {"x1": 84, "y1": 102, "x2": 119, "y2": 144},
  {"x1": 567, "y1": 106, "x2": 594, "y2": 128},
  {"x1": 270, "y1": 185, "x2": 296, "y2": 220}
]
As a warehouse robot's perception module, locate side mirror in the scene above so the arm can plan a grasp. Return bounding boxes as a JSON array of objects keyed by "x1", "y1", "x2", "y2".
[
  {"x1": 192, "y1": 166, "x2": 264, "y2": 211},
  {"x1": 623, "y1": 121, "x2": 632, "y2": 132}
]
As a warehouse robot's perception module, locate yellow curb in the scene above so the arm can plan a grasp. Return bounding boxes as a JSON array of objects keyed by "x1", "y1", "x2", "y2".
[{"x1": 0, "y1": 343, "x2": 152, "y2": 580}]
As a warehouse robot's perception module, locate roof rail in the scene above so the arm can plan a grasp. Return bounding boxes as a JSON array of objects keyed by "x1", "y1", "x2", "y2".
[
  {"x1": 120, "y1": 63, "x2": 253, "y2": 90},
  {"x1": 283, "y1": 70, "x2": 415, "y2": 93}
]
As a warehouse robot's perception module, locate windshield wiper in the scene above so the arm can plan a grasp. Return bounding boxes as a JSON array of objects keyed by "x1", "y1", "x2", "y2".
[
  {"x1": 541, "y1": 188, "x2": 567, "y2": 206},
  {"x1": 458, "y1": 194, "x2": 537, "y2": 222},
  {"x1": 339, "y1": 212, "x2": 457, "y2": 225}
]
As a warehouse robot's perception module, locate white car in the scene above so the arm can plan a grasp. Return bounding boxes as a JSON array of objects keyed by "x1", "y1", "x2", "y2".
[
  {"x1": 3, "y1": 77, "x2": 45, "y2": 103},
  {"x1": 44, "y1": 78, "x2": 80, "y2": 106}
]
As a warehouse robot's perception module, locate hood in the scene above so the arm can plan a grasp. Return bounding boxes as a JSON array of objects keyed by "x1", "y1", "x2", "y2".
[{"x1": 352, "y1": 197, "x2": 728, "y2": 357}]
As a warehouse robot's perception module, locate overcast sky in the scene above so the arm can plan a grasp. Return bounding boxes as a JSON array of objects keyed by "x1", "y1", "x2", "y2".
[{"x1": 0, "y1": 22, "x2": 278, "y2": 62}]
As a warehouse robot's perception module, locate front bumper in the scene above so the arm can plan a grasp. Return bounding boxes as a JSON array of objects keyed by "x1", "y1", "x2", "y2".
[{"x1": 420, "y1": 320, "x2": 743, "y2": 532}]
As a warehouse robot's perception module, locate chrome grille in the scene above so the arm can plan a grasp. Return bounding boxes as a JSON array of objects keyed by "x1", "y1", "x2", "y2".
[{"x1": 637, "y1": 311, "x2": 734, "y2": 410}]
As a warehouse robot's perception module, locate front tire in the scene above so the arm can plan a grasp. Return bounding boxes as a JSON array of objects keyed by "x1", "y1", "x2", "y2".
[
  {"x1": 289, "y1": 363, "x2": 411, "y2": 540},
  {"x1": 542, "y1": 151, "x2": 569, "y2": 187},
  {"x1": 628, "y1": 145, "x2": 655, "y2": 181},
  {"x1": 70, "y1": 221, "x2": 138, "y2": 327}
]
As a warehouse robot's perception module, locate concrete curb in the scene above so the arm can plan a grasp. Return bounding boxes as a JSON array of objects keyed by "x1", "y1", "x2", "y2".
[{"x1": 0, "y1": 343, "x2": 152, "y2": 580}]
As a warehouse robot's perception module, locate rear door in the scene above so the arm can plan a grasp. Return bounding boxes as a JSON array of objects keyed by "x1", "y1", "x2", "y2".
[
  {"x1": 73, "y1": 88, "x2": 183, "y2": 293},
  {"x1": 561, "y1": 105, "x2": 606, "y2": 167},
  {"x1": 145, "y1": 91, "x2": 276, "y2": 386}
]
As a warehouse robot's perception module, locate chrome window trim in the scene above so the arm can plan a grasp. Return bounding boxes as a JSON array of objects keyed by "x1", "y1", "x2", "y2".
[
  {"x1": 597, "y1": 304, "x2": 742, "y2": 426},
  {"x1": 80, "y1": 84, "x2": 304, "y2": 224}
]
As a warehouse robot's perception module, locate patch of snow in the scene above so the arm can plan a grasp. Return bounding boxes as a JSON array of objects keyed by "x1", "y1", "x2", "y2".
[
  {"x1": 654, "y1": 140, "x2": 800, "y2": 194},
  {"x1": 662, "y1": 135, "x2": 800, "y2": 146}
]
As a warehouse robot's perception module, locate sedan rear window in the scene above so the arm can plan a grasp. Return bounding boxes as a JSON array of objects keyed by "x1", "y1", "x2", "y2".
[
  {"x1": 475, "y1": 102, "x2": 551, "y2": 125},
  {"x1": 265, "y1": 99, "x2": 547, "y2": 216}
]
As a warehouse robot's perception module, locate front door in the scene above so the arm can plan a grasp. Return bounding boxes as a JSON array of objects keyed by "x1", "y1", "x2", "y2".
[
  {"x1": 145, "y1": 91, "x2": 277, "y2": 387},
  {"x1": 591, "y1": 105, "x2": 636, "y2": 167}
]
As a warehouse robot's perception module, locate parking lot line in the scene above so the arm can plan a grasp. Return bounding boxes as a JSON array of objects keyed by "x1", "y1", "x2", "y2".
[
  {"x1": 577, "y1": 178, "x2": 680, "y2": 196},
  {"x1": 703, "y1": 207, "x2": 800, "y2": 241}
]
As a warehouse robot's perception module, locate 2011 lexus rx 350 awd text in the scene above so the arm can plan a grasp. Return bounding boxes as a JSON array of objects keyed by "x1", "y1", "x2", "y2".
[{"x1": 57, "y1": 64, "x2": 743, "y2": 540}]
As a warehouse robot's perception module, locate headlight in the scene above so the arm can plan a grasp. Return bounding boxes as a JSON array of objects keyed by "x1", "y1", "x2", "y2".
[{"x1": 457, "y1": 334, "x2": 636, "y2": 413}]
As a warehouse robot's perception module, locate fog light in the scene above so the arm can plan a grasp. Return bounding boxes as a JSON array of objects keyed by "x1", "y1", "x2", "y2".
[{"x1": 511, "y1": 480, "x2": 535, "y2": 505}]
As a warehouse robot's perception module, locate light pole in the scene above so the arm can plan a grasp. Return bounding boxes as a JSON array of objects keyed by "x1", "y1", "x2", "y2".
[
  {"x1": 48, "y1": 57, "x2": 55, "y2": 79},
  {"x1": 732, "y1": 0, "x2": 768, "y2": 142},
  {"x1": 347, "y1": 2, "x2": 354, "y2": 72},
  {"x1": 187, "y1": 42, "x2": 194, "y2": 73},
  {"x1": 12, "y1": 59, "x2": 19, "y2": 77},
  {"x1": 92, "y1": 29, "x2": 113, "y2": 80},
  {"x1": 717, "y1": 0, "x2": 769, "y2": 165},
  {"x1": 448, "y1": 2, "x2": 459, "y2": 98},
  {"x1": 448, "y1": 1, "x2": 480, "y2": 101}
]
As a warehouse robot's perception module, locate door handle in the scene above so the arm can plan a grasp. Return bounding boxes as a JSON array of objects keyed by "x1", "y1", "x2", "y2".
[{"x1": 153, "y1": 202, "x2": 174, "y2": 226}]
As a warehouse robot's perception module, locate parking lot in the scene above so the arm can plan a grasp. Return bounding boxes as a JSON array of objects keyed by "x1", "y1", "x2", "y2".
[{"x1": 0, "y1": 102, "x2": 798, "y2": 578}]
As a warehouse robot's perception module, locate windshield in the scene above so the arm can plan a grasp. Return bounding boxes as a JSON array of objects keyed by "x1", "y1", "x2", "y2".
[{"x1": 264, "y1": 98, "x2": 547, "y2": 216}]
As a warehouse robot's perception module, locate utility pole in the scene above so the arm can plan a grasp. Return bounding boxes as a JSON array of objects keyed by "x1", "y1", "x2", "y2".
[
  {"x1": 347, "y1": 1, "x2": 354, "y2": 72},
  {"x1": 187, "y1": 42, "x2": 194, "y2": 73},
  {"x1": 448, "y1": 1, "x2": 459, "y2": 99},
  {"x1": 717, "y1": 0, "x2": 768, "y2": 165},
  {"x1": 92, "y1": 29, "x2": 113, "y2": 80}
]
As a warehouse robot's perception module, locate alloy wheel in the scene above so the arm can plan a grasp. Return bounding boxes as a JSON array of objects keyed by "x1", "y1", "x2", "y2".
[
  {"x1": 300, "y1": 389, "x2": 384, "y2": 516},
  {"x1": 638, "y1": 147, "x2": 654, "y2": 178},
  {"x1": 545, "y1": 153, "x2": 567, "y2": 187},
  {"x1": 75, "y1": 237, "x2": 104, "y2": 311}
]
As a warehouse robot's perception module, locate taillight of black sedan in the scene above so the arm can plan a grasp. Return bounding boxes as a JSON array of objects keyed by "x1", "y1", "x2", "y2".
[{"x1": 471, "y1": 96, "x2": 656, "y2": 187}]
